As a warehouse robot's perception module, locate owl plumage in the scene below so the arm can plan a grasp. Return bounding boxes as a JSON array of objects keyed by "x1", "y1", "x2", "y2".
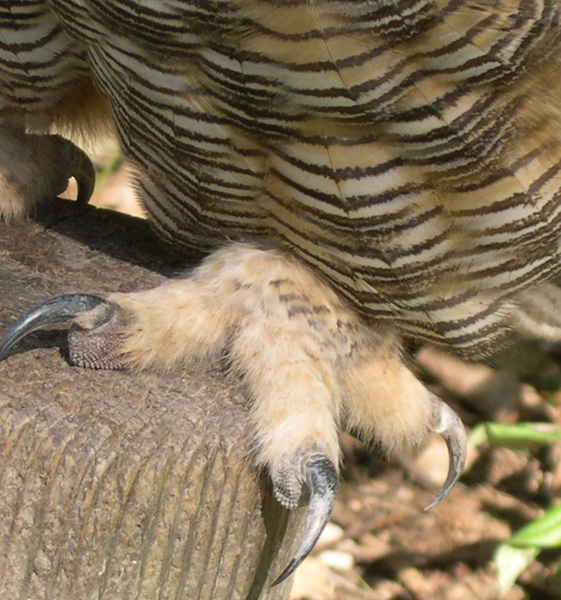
[{"x1": 2, "y1": 0, "x2": 561, "y2": 582}]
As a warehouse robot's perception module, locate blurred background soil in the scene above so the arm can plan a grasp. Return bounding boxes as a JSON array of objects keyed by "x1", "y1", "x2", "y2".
[{"x1": 64, "y1": 136, "x2": 561, "y2": 600}]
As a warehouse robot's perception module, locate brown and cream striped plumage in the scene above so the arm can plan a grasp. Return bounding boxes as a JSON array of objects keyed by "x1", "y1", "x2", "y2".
[
  {"x1": 3, "y1": 0, "x2": 561, "y2": 355},
  {"x1": 2, "y1": 0, "x2": 561, "y2": 584}
]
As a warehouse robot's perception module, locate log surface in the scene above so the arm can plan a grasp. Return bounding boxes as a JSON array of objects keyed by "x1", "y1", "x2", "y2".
[{"x1": 0, "y1": 201, "x2": 303, "y2": 600}]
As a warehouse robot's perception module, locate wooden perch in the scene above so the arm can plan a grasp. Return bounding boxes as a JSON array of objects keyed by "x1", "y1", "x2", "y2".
[{"x1": 0, "y1": 201, "x2": 304, "y2": 600}]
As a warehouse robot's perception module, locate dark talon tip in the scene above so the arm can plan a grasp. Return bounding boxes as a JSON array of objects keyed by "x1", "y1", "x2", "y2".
[
  {"x1": 0, "y1": 294, "x2": 112, "y2": 361},
  {"x1": 273, "y1": 455, "x2": 337, "y2": 586},
  {"x1": 56, "y1": 136, "x2": 96, "y2": 205},
  {"x1": 424, "y1": 396, "x2": 467, "y2": 511},
  {"x1": 73, "y1": 146, "x2": 96, "y2": 205}
]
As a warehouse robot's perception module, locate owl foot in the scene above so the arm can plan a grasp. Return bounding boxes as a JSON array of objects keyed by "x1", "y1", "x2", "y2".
[
  {"x1": 0, "y1": 128, "x2": 95, "y2": 219},
  {"x1": 0, "y1": 243, "x2": 466, "y2": 583}
]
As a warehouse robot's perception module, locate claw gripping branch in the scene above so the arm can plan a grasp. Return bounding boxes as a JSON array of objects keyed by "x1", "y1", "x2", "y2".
[
  {"x1": 273, "y1": 455, "x2": 338, "y2": 585},
  {"x1": 0, "y1": 293, "x2": 468, "y2": 586},
  {"x1": 0, "y1": 295, "x2": 110, "y2": 361}
]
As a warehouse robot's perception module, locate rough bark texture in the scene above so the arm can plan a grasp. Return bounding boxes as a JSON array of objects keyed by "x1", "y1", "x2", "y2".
[{"x1": 0, "y1": 201, "x2": 304, "y2": 600}]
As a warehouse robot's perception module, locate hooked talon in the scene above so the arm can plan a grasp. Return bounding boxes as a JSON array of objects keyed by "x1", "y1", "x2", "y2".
[
  {"x1": 55, "y1": 136, "x2": 96, "y2": 205},
  {"x1": 273, "y1": 397, "x2": 466, "y2": 584},
  {"x1": 425, "y1": 395, "x2": 467, "y2": 511},
  {"x1": 71, "y1": 144, "x2": 96, "y2": 205},
  {"x1": 273, "y1": 455, "x2": 337, "y2": 586},
  {"x1": 0, "y1": 294, "x2": 114, "y2": 361}
]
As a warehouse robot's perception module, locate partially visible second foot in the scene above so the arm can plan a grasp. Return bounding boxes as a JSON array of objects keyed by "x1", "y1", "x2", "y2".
[{"x1": 0, "y1": 127, "x2": 94, "y2": 220}]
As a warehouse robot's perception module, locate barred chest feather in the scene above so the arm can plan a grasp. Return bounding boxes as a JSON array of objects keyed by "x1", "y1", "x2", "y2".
[{"x1": 16, "y1": 0, "x2": 561, "y2": 355}]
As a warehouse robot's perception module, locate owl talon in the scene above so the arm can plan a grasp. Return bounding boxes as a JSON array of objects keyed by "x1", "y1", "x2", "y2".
[
  {"x1": 272, "y1": 454, "x2": 337, "y2": 586},
  {"x1": 65, "y1": 140, "x2": 96, "y2": 205},
  {"x1": 425, "y1": 395, "x2": 467, "y2": 511},
  {"x1": 0, "y1": 294, "x2": 115, "y2": 361}
]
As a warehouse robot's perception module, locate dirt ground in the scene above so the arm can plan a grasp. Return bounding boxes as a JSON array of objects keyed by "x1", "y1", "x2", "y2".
[{"x1": 68, "y1": 139, "x2": 561, "y2": 600}]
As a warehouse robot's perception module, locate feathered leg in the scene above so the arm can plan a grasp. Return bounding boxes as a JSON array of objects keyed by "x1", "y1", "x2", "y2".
[{"x1": 0, "y1": 243, "x2": 466, "y2": 582}]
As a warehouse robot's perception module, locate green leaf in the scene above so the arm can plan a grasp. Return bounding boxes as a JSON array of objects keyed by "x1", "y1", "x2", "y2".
[
  {"x1": 509, "y1": 504, "x2": 561, "y2": 548},
  {"x1": 494, "y1": 543, "x2": 538, "y2": 595},
  {"x1": 484, "y1": 422, "x2": 561, "y2": 450},
  {"x1": 467, "y1": 423, "x2": 489, "y2": 449},
  {"x1": 494, "y1": 505, "x2": 561, "y2": 595}
]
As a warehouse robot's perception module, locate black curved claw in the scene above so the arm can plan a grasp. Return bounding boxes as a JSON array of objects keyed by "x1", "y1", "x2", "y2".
[
  {"x1": 0, "y1": 294, "x2": 112, "y2": 361},
  {"x1": 273, "y1": 456, "x2": 338, "y2": 586},
  {"x1": 56, "y1": 135, "x2": 96, "y2": 205},
  {"x1": 424, "y1": 396, "x2": 467, "y2": 511},
  {"x1": 72, "y1": 145, "x2": 96, "y2": 205}
]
